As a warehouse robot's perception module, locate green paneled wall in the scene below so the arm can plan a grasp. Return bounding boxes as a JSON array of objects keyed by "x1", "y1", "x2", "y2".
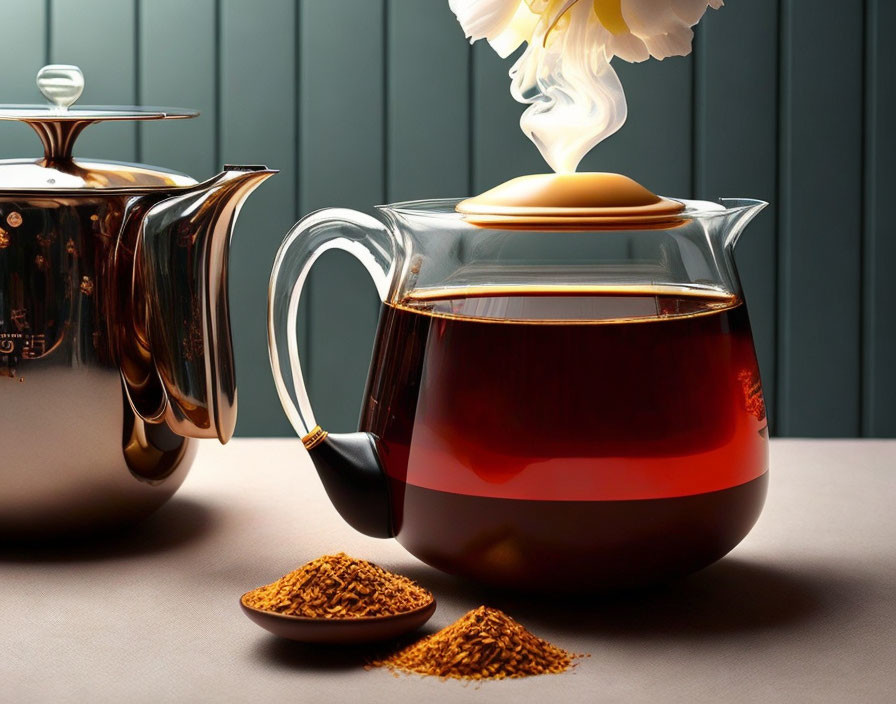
[{"x1": 0, "y1": 0, "x2": 891, "y2": 438}]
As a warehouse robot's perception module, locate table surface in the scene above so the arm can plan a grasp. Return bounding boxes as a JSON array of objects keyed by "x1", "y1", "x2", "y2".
[{"x1": 3, "y1": 439, "x2": 895, "y2": 703}]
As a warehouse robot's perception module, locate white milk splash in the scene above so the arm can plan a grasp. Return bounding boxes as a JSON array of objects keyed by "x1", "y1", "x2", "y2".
[{"x1": 450, "y1": 0, "x2": 723, "y2": 172}]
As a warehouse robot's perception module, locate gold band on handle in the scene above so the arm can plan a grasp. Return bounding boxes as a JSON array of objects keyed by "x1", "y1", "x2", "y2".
[{"x1": 301, "y1": 425, "x2": 328, "y2": 450}]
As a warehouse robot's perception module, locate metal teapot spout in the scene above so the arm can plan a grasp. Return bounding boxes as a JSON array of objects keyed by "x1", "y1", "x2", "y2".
[{"x1": 134, "y1": 166, "x2": 276, "y2": 443}]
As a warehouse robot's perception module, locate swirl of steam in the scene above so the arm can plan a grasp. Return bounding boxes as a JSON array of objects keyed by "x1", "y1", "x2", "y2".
[
  {"x1": 449, "y1": 0, "x2": 723, "y2": 173},
  {"x1": 510, "y1": 2, "x2": 625, "y2": 172}
]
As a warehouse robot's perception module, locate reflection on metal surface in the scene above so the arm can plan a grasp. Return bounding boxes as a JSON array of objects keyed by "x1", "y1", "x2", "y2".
[
  {"x1": 0, "y1": 63, "x2": 276, "y2": 534},
  {"x1": 10, "y1": 308, "x2": 28, "y2": 332},
  {"x1": 137, "y1": 168, "x2": 275, "y2": 443},
  {"x1": 122, "y1": 402, "x2": 193, "y2": 485},
  {"x1": 0, "y1": 158, "x2": 199, "y2": 191},
  {"x1": 27, "y1": 118, "x2": 92, "y2": 163},
  {"x1": 0, "y1": 362, "x2": 195, "y2": 536},
  {"x1": 0, "y1": 176, "x2": 275, "y2": 532},
  {"x1": 0, "y1": 174, "x2": 272, "y2": 532},
  {"x1": 22, "y1": 334, "x2": 46, "y2": 358}
]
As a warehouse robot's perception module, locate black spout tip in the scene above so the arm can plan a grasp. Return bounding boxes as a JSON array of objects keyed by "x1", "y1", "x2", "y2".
[{"x1": 306, "y1": 432, "x2": 394, "y2": 539}]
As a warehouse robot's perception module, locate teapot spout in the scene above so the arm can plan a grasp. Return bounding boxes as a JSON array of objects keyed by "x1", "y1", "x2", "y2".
[
  {"x1": 717, "y1": 198, "x2": 768, "y2": 250},
  {"x1": 136, "y1": 166, "x2": 277, "y2": 443}
]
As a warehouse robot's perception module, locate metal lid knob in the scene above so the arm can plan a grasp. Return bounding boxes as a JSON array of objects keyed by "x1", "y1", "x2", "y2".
[
  {"x1": 36, "y1": 65, "x2": 84, "y2": 111},
  {"x1": 0, "y1": 64, "x2": 196, "y2": 166}
]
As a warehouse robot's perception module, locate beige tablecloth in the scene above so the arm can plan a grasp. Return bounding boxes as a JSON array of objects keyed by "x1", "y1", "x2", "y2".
[{"x1": 3, "y1": 439, "x2": 895, "y2": 703}]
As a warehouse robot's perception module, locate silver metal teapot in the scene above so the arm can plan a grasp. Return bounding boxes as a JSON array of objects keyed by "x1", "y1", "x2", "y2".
[{"x1": 0, "y1": 66, "x2": 275, "y2": 536}]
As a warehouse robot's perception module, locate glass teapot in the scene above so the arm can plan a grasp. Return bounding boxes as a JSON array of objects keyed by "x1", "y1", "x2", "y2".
[
  {"x1": 269, "y1": 172, "x2": 768, "y2": 590},
  {"x1": 0, "y1": 66, "x2": 274, "y2": 536}
]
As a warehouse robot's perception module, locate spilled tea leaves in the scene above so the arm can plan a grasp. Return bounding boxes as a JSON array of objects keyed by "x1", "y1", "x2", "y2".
[{"x1": 371, "y1": 606, "x2": 583, "y2": 680}]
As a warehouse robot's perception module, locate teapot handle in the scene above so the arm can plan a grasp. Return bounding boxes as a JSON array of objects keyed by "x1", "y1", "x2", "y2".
[{"x1": 268, "y1": 209, "x2": 396, "y2": 538}]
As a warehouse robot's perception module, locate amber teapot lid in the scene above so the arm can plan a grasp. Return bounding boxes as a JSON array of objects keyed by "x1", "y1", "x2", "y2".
[
  {"x1": 456, "y1": 172, "x2": 685, "y2": 228},
  {"x1": 0, "y1": 65, "x2": 198, "y2": 190}
]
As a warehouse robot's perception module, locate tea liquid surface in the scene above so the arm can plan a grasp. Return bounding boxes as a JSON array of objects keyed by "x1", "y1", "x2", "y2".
[
  {"x1": 359, "y1": 286, "x2": 768, "y2": 588},
  {"x1": 361, "y1": 286, "x2": 767, "y2": 502}
]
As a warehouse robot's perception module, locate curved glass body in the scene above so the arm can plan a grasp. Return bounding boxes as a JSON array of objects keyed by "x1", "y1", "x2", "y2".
[{"x1": 269, "y1": 197, "x2": 769, "y2": 589}]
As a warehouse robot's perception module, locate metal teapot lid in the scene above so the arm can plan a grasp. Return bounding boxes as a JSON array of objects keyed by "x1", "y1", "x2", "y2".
[
  {"x1": 0, "y1": 65, "x2": 198, "y2": 190},
  {"x1": 456, "y1": 172, "x2": 685, "y2": 229}
]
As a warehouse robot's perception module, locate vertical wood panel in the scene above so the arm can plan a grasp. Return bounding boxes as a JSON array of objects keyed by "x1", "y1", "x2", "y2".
[
  {"x1": 50, "y1": 0, "x2": 137, "y2": 161},
  {"x1": 388, "y1": 0, "x2": 469, "y2": 201},
  {"x1": 301, "y1": 0, "x2": 384, "y2": 432},
  {"x1": 220, "y1": 0, "x2": 296, "y2": 436},
  {"x1": 696, "y1": 0, "x2": 779, "y2": 431},
  {"x1": 583, "y1": 56, "x2": 693, "y2": 263},
  {"x1": 0, "y1": 0, "x2": 47, "y2": 156},
  {"x1": 0, "y1": 3, "x2": 888, "y2": 439},
  {"x1": 778, "y1": 0, "x2": 863, "y2": 436},
  {"x1": 580, "y1": 58, "x2": 692, "y2": 195},
  {"x1": 863, "y1": 0, "x2": 896, "y2": 437},
  {"x1": 139, "y1": 0, "x2": 217, "y2": 180},
  {"x1": 472, "y1": 44, "x2": 544, "y2": 192}
]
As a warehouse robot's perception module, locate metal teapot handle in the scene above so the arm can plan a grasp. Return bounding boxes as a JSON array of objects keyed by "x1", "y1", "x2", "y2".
[{"x1": 268, "y1": 209, "x2": 396, "y2": 538}]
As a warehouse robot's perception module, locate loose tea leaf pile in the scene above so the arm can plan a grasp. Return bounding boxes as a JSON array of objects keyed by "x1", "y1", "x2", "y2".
[
  {"x1": 242, "y1": 553, "x2": 432, "y2": 618},
  {"x1": 372, "y1": 606, "x2": 578, "y2": 680}
]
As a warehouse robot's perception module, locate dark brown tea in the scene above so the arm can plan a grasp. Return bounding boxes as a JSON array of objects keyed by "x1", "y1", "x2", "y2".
[{"x1": 360, "y1": 286, "x2": 768, "y2": 589}]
